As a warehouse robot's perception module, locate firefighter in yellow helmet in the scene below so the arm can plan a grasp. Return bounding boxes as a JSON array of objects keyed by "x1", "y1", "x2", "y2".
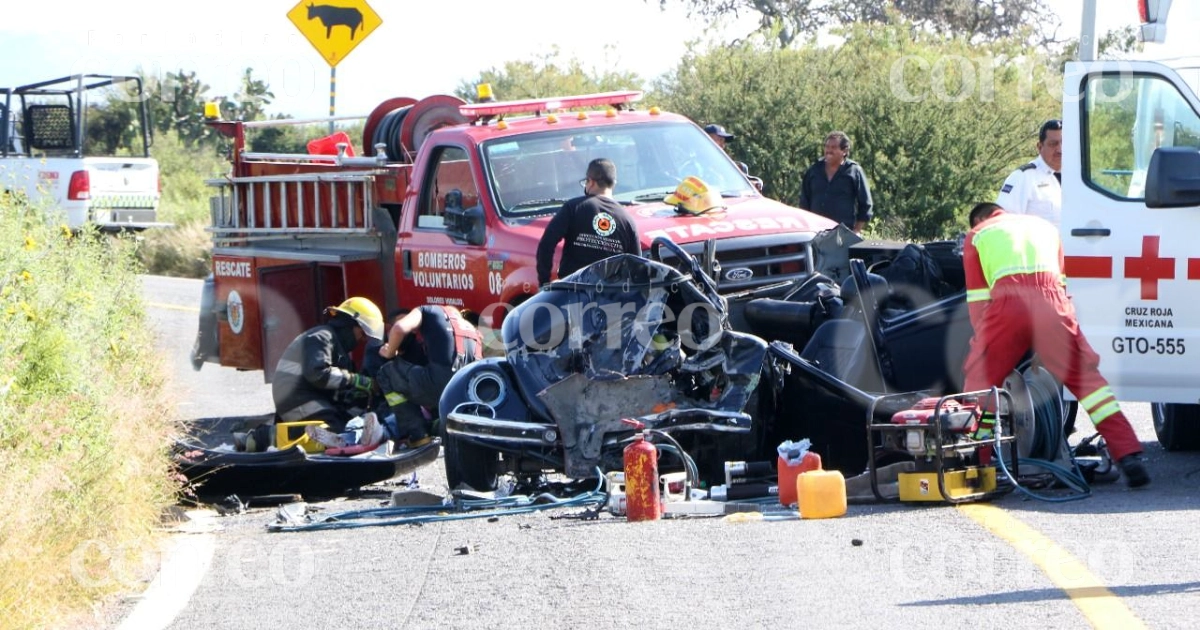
[{"x1": 271, "y1": 297, "x2": 385, "y2": 435}]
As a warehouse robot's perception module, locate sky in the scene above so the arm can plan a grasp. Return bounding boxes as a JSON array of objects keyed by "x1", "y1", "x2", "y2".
[{"x1": 1, "y1": 0, "x2": 1197, "y2": 119}]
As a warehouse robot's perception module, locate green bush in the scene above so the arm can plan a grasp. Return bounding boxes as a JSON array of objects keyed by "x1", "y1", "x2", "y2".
[
  {"x1": 651, "y1": 22, "x2": 1060, "y2": 240},
  {"x1": 0, "y1": 194, "x2": 179, "y2": 630},
  {"x1": 155, "y1": 129, "x2": 228, "y2": 226}
]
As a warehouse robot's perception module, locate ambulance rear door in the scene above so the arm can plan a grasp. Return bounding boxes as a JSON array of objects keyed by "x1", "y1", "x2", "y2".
[{"x1": 1061, "y1": 60, "x2": 1200, "y2": 404}]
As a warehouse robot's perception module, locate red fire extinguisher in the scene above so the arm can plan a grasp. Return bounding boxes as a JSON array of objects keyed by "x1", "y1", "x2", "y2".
[{"x1": 623, "y1": 419, "x2": 661, "y2": 522}]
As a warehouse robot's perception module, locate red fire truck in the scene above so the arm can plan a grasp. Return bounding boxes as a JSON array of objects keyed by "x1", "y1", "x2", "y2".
[{"x1": 190, "y1": 89, "x2": 855, "y2": 382}]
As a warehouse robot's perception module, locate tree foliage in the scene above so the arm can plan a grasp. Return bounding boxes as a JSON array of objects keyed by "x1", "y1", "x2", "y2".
[
  {"x1": 222, "y1": 68, "x2": 275, "y2": 123},
  {"x1": 83, "y1": 104, "x2": 137, "y2": 156},
  {"x1": 651, "y1": 20, "x2": 1059, "y2": 240},
  {"x1": 141, "y1": 69, "x2": 216, "y2": 147},
  {"x1": 655, "y1": 0, "x2": 1059, "y2": 48},
  {"x1": 455, "y1": 48, "x2": 644, "y2": 101}
]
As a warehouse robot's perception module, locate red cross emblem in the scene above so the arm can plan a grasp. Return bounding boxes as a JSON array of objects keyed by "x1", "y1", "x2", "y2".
[
  {"x1": 1124, "y1": 236, "x2": 1175, "y2": 300},
  {"x1": 1064, "y1": 255, "x2": 1112, "y2": 279}
]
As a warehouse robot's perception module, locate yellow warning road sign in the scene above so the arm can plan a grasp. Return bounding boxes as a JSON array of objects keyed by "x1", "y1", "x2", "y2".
[{"x1": 287, "y1": 0, "x2": 382, "y2": 67}]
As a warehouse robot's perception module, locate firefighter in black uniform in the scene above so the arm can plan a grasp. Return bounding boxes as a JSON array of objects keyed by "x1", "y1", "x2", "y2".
[
  {"x1": 375, "y1": 305, "x2": 483, "y2": 446},
  {"x1": 271, "y1": 297, "x2": 384, "y2": 432}
]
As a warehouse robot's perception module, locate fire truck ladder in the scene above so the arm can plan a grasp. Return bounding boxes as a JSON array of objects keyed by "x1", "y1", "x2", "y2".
[{"x1": 206, "y1": 171, "x2": 382, "y2": 245}]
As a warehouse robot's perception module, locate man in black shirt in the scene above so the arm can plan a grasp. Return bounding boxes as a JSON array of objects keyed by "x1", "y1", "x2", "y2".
[
  {"x1": 798, "y1": 131, "x2": 873, "y2": 233},
  {"x1": 536, "y1": 158, "x2": 641, "y2": 286}
]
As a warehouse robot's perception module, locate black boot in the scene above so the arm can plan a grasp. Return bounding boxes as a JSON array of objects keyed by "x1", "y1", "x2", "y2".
[
  {"x1": 1118, "y1": 455, "x2": 1150, "y2": 488},
  {"x1": 392, "y1": 402, "x2": 431, "y2": 447}
]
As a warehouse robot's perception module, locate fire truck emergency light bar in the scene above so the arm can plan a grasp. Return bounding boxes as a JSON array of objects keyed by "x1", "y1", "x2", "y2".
[{"x1": 459, "y1": 90, "x2": 643, "y2": 120}]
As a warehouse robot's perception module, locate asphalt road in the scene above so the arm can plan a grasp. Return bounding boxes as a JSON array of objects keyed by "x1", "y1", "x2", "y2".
[{"x1": 100, "y1": 275, "x2": 1200, "y2": 630}]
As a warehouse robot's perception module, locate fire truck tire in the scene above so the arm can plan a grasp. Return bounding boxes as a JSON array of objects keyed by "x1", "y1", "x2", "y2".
[
  {"x1": 441, "y1": 419, "x2": 500, "y2": 491},
  {"x1": 1153, "y1": 402, "x2": 1200, "y2": 451}
]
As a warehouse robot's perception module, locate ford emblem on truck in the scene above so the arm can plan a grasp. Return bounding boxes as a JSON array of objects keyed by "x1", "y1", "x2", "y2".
[{"x1": 725, "y1": 267, "x2": 754, "y2": 281}]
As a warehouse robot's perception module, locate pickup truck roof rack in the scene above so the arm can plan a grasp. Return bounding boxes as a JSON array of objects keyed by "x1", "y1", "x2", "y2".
[
  {"x1": 12, "y1": 74, "x2": 143, "y2": 95},
  {"x1": 1, "y1": 74, "x2": 151, "y2": 158}
]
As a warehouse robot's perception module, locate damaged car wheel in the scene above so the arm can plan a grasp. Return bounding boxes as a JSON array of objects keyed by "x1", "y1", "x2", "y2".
[{"x1": 441, "y1": 420, "x2": 500, "y2": 491}]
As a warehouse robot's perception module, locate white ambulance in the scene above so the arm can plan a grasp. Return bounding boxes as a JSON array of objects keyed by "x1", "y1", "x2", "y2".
[
  {"x1": 1063, "y1": 0, "x2": 1200, "y2": 448},
  {"x1": 1, "y1": 74, "x2": 163, "y2": 230}
]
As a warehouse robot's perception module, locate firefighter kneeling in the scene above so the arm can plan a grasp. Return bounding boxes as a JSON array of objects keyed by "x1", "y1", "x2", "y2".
[
  {"x1": 375, "y1": 305, "x2": 484, "y2": 447},
  {"x1": 962, "y1": 202, "x2": 1149, "y2": 488},
  {"x1": 268, "y1": 297, "x2": 388, "y2": 450},
  {"x1": 272, "y1": 297, "x2": 384, "y2": 431}
]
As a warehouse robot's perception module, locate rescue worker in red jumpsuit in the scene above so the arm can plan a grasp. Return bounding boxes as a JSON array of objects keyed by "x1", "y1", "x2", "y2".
[
  {"x1": 375, "y1": 305, "x2": 483, "y2": 447},
  {"x1": 962, "y1": 202, "x2": 1150, "y2": 487}
]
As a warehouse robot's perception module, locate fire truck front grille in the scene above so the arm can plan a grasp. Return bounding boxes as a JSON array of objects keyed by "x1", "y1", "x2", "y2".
[{"x1": 656, "y1": 234, "x2": 812, "y2": 294}]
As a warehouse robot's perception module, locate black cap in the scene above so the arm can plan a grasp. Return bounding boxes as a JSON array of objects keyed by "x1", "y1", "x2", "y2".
[{"x1": 704, "y1": 124, "x2": 734, "y2": 140}]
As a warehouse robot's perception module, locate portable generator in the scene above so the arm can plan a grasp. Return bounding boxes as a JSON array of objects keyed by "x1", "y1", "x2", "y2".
[{"x1": 866, "y1": 388, "x2": 1018, "y2": 503}]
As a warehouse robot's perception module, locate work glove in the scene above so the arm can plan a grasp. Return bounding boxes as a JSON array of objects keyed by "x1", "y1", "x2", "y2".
[{"x1": 348, "y1": 373, "x2": 375, "y2": 396}]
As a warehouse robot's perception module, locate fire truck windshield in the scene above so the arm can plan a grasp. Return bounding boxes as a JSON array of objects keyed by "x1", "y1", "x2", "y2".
[{"x1": 482, "y1": 121, "x2": 754, "y2": 216}]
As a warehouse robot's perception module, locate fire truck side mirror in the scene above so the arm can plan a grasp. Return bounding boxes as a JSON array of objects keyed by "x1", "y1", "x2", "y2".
[
  {"x1": 444, "y1": 188, "x2": 486, "y2": 246},
  {"x1": 1145, "y1": 146, "x2": 1200, "y2": 208},
  {"x1": 464, "y1": 205, "x2": 486, "y2": 246}
]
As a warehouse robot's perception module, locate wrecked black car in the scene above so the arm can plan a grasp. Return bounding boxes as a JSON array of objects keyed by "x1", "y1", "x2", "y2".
[
  {"x1": 438, "y1": 234, "x2": 1044, "y2": 492},
  {"x1": 440, "y1": 238, "x2": 774, "y2": 491}
]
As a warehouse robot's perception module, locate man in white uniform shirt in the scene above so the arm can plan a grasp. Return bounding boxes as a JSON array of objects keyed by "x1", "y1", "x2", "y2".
[{"x1": 996, "y1": 119, "x2": 1062, "y2": 227}]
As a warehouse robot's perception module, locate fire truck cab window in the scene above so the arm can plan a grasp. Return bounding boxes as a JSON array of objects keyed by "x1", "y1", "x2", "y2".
[
  {"x1": 419, "y1": 145, "x2": 477, "y2": 229},
  {"x1": 1085, "y1": 73, "x2": 1200, "y2": 199},
  {"x1": 482, "y1": 122, "x2": 754, "y2": 217}
]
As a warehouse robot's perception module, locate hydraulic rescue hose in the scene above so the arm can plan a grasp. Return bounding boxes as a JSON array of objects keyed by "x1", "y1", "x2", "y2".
[
  {"x1": 269, "y1": 431, "x2": 706, "y2": 533},
  {"x1": 648, "y1": 429, "x2": 700, "y2": 499},
  {"x1": 268, "y1": 472, "x2": 607, "y2": 533},
  {"x1": 993, "y1": 374, "x2": 1091, "y2": 502}
]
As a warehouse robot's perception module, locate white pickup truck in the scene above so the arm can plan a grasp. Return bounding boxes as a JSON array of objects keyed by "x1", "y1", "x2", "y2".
[
  {"x1": 1, "y1": 74, "x2": 163, "y2": 230},
  {"x1": 1063, "y1": 0, "x2": 1200, "y2": 449}
]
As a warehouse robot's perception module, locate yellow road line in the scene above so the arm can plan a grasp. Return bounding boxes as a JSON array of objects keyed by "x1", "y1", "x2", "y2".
[
  {"x1": 147, "y1": 301, "x2": 199, "y2": 313},
  {"x1": 958, "y1": 503, "x2": 1145, "y2": 630}
]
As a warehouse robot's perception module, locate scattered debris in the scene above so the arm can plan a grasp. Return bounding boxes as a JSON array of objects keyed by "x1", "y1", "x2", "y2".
[
  {"x1": 389, "y1": 489, "x2": 446, "y2": 508},
  {"x1": 275, "y1": 502, "x2": 311, "y2": 527},
  {"x1": 548, "y1": 506, "x2": 604, "y2": 521},
  {"x1": 216, "y1": 495, "x2": 246, "y2": 516}
]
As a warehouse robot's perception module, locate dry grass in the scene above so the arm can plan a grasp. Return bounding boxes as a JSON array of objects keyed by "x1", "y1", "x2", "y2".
[
  {"x1": 137, "y1": 220, "x2": 211, "y2": 278},
  {"x1": 0, "y1": 196, "x2": 182, "y2": 629},
  {"x1": 0, "y1": 387, "x2": 179, "y2": 630},
  {"x1": 137, "y1": 128, "x2": 225, "y2": 279}
]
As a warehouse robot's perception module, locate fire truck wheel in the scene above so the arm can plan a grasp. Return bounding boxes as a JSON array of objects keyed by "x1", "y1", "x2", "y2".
[
  {"x1": 441, "y1": 420, "x2": 500, "y2": 491},
  {"x1": 1153, "y1": 402, "x2": 1200, "y2": 451}
]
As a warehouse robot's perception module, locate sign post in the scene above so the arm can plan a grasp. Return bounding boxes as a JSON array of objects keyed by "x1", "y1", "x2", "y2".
[{"x1": 287, "y1": 0, "x2": 383, "y2": 132}]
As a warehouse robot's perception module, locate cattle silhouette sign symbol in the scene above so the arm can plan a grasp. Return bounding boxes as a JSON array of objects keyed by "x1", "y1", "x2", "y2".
[{"x1": 287, "y1": 0, "x2": 382, "y2": 66}]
